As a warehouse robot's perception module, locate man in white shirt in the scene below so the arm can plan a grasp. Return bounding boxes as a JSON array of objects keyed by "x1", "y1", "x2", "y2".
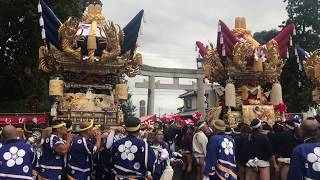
[{"x1": 193, "y1": 121, "x2": 210, "y2": 180}]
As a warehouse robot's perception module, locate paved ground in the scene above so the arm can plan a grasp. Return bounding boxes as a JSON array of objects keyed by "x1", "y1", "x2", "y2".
[{"x1": 172, "y1": 162, "x2": 197, "y2": 180}]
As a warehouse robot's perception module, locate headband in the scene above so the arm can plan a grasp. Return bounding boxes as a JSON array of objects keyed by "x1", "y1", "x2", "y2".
[
  {"x1": 93, "y1": 124, "x2": 101, "y2": 130},
  {"x1": 198, "y1": 121, "x2": 206, "y2": 129},
  {"x1": 79, "y1": 120, "x2": 94, "y2": 132},
  {"x1": 285, "y1": 124, "x2": 295, "y2": 130},
  {"x1": 52, "y1": 122, "x2": 66, "y2": 129},
  {"x1": 126, "y1": 124, "x2": 141, "y2": 132},
  {"x1": 67, "y1": 126, "x2": 72, "y2": 133},
  {"x1": 23, "y1": 124, "x2": 33, "y2": 134},
  {"x1": 251, "y1": 121, "x2": 261, "y2": 129}
]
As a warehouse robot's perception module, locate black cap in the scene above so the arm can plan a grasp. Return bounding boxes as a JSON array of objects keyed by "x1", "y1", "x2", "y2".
[
  {"x1": 196, "y1": 121, "x2": 206, "y2": 128},
  {"x1": 24, "y1": 121, "x2": 37, "y2": 133},
  {"x1": 124, "y1": 117, "x2": 141, "y2": 132},
  {"x1": 225, "y1": 126, "x2": 232, "y2": 135},
  {"x1": 233, "y1": 127, "x2": 240, "y2": 134},
  {"x1": 285, "y1": 120, "x2": 295, "y2": 130},
  {"x1": 250, "y1": 118, "x2": 261, "y2": 129}
]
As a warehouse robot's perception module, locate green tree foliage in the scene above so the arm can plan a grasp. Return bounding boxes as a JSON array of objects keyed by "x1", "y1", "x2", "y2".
[
  {"x1": 284, "y1": 0, "x2": 320, "y2": 51},
  {"x1": 280, "y1": 0, "x2": 319, "y2": 112},
  {"x1": 0, "y1": 0, "x2": 100, "y2": 113},
  {"x1": 122, "y1": 93, "x2": 137, "y2": 119},
  {"x1": 253, "y1": 29, "x2": 279, "y2": 44}
]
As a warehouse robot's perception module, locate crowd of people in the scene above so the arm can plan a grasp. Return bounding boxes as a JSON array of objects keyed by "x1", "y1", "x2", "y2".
[{"x1": 0, "y1": 115, "x2": 319, "y2": 180}]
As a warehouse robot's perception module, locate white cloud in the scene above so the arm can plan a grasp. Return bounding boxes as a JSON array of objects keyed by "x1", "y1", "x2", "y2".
[{"x1": 102, "y1": 0, "x2": 288, "y2": 116}]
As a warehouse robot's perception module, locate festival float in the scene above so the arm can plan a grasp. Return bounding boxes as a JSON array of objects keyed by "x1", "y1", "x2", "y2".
[
  {"x1": 37, "y1": 0, "x2": 144, "y2": 127},
  {"x1": 196, "y1": 17, "x2": 295, "y2": 127},
  {"x1": 299, "y1": 48, "x2": 320, "y2": 105}
]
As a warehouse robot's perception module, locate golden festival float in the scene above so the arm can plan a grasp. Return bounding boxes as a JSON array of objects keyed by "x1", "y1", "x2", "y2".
[
  {"x1": 37, "y1": 0, "x2": 144, "y2": 127},
  {"x1": 196, "y1": 17, "x2": 295, "y2": 127},
  {"x1": 301, "y1": 48, "x2": 320, "y2": 105}
]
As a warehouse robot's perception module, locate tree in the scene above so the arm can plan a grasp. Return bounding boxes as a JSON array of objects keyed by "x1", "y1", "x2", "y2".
[
  {"x1": 279, "y1": 0, "x2": 320, "y2": 112},
  {"x1": 253, "y1": 29, "x2": 279, "y2": 44},
  {"x1": 122, "y1": 93, "x2": 137, "y2": 119},
  {"x1": 0, "y1": 0, "x2": 99, "y2": 112}
]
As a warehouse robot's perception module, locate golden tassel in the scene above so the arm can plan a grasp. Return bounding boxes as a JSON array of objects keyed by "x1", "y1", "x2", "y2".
[
  {"x1": 253, "y1": 59, "x2": 263, "y2": 72},
  {"x1": 87, "y1": 21, "x2": 97, "y2": 63},
  {"x1": 314, "y1": 64, "x2": 320, "y2": 79},
  {"x1": 241, "y1": 85, "x2": 249, "y2": 100},
  {"x1": 225, "y1": 81, "x2": 236, "y2": 107},
  {"x1": 270, "y1": 82, "x2": 283, "y2": 105}
]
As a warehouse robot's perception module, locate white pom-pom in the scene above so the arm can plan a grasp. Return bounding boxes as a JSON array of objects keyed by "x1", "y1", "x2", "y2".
[
  {"x1": 41, "y1": 28, "x2": 46, "y2": 39},
  {"x1": 220, "y1": 35, "x2": 224, "y2": 45},
  {"x1": 39, "y1": 16, "x2": 44, "y2": 26},
  {"x1": 37, "y1": 1, "x2": 42, "y2": 13},
  {"x1": 222, "y1": 46, "x2": 226, "y2": 56}
]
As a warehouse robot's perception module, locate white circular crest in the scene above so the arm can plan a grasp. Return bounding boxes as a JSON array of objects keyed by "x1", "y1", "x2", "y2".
[
  {"x1": 9, "y1": 147, "x2": 18, "y2": 154},
  {"x1": 46, "y1": 138, "x2": 50, "y2": 143},
  {"x1": 15, "y1": 157, "x2": 23, "y2": 165},
  {"x1": 121, "y1": 152, "x2": 127, "y2": 160},
  {"x1": 128, "y1": 153, "x2": 135, "y2": 161},
  {"x1": 3, "y1": 152, "x2": 12, "y2": 160},
  {"x1": 229, "y1": 149, "x2": 234, "y2": 155},
  {"x1": 133, "y1": 162, "x2": 141, "y2": 170},
  {"x1": 7, "y1": 159, "x2": 15, "y2": 167},
  {"x1": 312, "y1": 162, "x2": 320, "y2": 172},
  {"x1": 229, "y1": 142, "x2": 233, "y2": 148},
  {"x1": 225, "y1": 173, "x2": 229, "y2": 178},
  {"x1": 224, "y1": 149, "x2": 229, "y2": 155},
  {"x1": 118, "y1": 144, "x2": 125, "y2": 152},
  {"x1": 314, "y1": 147, "x2": 320, "y2": 156},
  {"x1": 77, "y1": 139, "x2": 82, "y2": 144},
  {"x1": 125, "y1": 141, "x2": 132, "y2": 148},
  {"x1": 17, "y1": 149, "x2": 25, "y2": 157},
  {"x1": 130, "y1": 145, "x2": 138, "y2": 153},
  {"x1": 307, "y1": 153, "x2": 318, "y2": 163},
  {"x1": 221, "y1": 142, "x2": 227, "y2": 148},
  {"x1": 23, "y1": 165, "x2": 29, "y2": 173}
]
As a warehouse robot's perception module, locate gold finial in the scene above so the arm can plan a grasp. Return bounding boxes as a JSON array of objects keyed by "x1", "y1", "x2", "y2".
[
  {"x1": 84, "y1": 4, "x2": 106, "y2": 24},
  {"x1": 235, "y1": 17, "x2": 246, "y2": 29}
]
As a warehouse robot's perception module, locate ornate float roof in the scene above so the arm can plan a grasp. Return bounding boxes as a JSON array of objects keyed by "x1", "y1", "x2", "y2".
[
  {"x1": 37, "y1": 0, "x2": 144, "y2": 77},
  {"x1": 196, "y1": 17, "x2": 295, "y2": 85}
]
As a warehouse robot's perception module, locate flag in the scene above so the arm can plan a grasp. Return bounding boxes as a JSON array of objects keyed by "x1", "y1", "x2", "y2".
[
  {"x1": 38, "y1": 0, "x2": 62, "y2": 50},
  {"x1": 121, "y1": 9, "x2": 144, "y2": 55}
]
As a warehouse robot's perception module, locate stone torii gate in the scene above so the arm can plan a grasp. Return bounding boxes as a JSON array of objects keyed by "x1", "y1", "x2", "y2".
[{"x1": 135, "y1": 65, "x2": 212, "y2": 116}]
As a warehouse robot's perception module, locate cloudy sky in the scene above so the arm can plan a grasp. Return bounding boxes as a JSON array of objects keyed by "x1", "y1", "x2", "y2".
[{"x1": 101, "y1": 0, "x2": 288, "y2": 116}]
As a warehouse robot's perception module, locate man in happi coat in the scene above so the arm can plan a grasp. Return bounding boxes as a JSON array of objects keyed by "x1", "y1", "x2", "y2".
[
  {"x1": 67, "y1": 120, "x2": 101, "y2": 180},
  {"x1": 0, "y1": 125, "x2": 35, "y2": 180},
  {"x1": 112, "y1": 116, "x2": 156, "y2": 180},
  {"x1": 38, "y1": 120, "x2": 73, "y2": 180},
  {"x1": 288, "y1": 120, "x2": 320, "y2": 180},
  {"x1": 204, "y1": 120, "x2": 237, "y2": 180}
]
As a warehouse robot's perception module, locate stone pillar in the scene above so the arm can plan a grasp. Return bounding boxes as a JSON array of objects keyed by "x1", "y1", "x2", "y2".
[
  {"x1": 147, "y1": 76, "x2": 155, "y2": 115},
  {"x1": 139, "y1": 100, "x2": 146, "y2": 117},
  {"x1": 197, "y1": 78, "x2": 205, "y2": 116}
]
